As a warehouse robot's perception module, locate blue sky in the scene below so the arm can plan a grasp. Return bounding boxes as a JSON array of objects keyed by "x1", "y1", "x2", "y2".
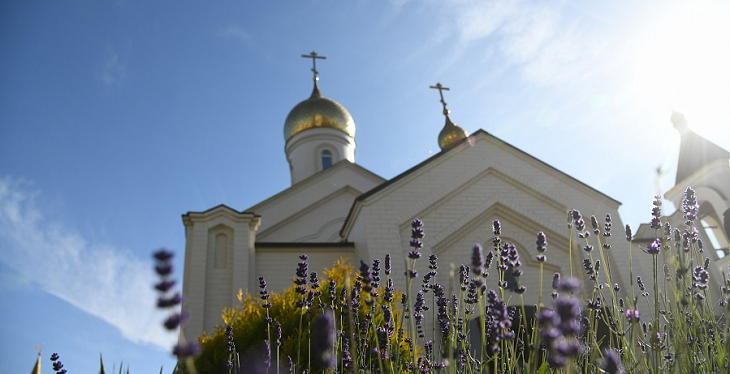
[{"x1": 1, "y1": 1, "x2": 729, "y2": 372}]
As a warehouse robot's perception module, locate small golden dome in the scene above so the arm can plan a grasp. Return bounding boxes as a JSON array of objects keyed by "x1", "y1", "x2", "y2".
[
  {"x1": 671, "y1": 110, "x2": 688, "y2": 129},
  {"x1": 284, "y1": 83, "x2": 356, "y2": 142},
  {"x1": 438, "y1": 115, "x2": 468, "y2": 150}
]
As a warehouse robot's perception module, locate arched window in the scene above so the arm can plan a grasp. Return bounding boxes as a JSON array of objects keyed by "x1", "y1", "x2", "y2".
[{"x1": 321, "y1": 150, "x2": 333, "y2": 170}]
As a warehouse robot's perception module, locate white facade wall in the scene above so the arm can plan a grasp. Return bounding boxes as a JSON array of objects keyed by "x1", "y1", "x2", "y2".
[
  {"x1": 346, "y1": 133, "x2": 628, "y2": 306},
  {"x1": 256, "y1": 246, "x2": 355, "y2": 292},
  {"x1": 182, "y1": 130, "x2": 640, "y2": 345},
  {"x1": 181, "y1": 207, "x2": 260, "y2": 343},
  {"x1": 251, "y1": 161, "x2": 385, "y2": 238}
]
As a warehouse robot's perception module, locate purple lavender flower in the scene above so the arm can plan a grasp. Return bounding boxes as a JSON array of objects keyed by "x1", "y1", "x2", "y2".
[
  {"x1": 650, "y1": 196, "x2": 663, "y2": 229},
  {"x1": 360, "y1": 260, "x2": 373, "y2": 292},
  {"x1": 485, "y1": 290, "x2": 514, "y2": 348},
  {"x1": 157, "y1": 293, "x2": 182, "y2": 308},
  {"x1": 309, "y1": 272, "x2": 320, "y2": 289},
  {"x1": 536, "y1": 231, "x2": 547, "y2": 253},
  {"x1": 372, "y1": 259, "x2": 381, "y2": 287},
  {"x1": 294, "y1": 255, "x2": 309, "y2": 298},
  {"x1": 154, "y1": 279, "x2": 176, "y2": 292},
  {"x1": 173, "y1": 342, "x2": 201, "y2": 358},
  {"x1": 572, "y1": 209, "x2": 585, "y2": 232},
  {"x1": 583, "y1": 258, "x2": 595, "y2": 279},
  {"x1": 163, "y1": 312, "x2": 189, "y2": 330},
  {"x1": 603, "y1": 213, "x2": 613, "y2": 237},
  {"x1": 692, "y1": 265, "x2": 709, "y2": 290},
  {"x1": 385, "y1": 253, "x2": 391, "y2": 275},
  {"x1": 601, "y1": 349, "x2": 626, "y2": 374},
  {"x1": 152, "y1": 249, "x2": 199, "y2": 359},
  {"x1": 50, "y1": 353, "x2": 67, "y2": 374},
  {"x1": 557, "y1": 278, "x2": 580, "y2": 292},
  {"x1": 459, "y1": 264, "x2": 469, "y2": 291},
  {"x1": 493, "y1": 220, "x2": 501, "y2": 236},
  {"x1": 625, "y1": 309, "x2": 640, "y2": 323},
  {"x1": 646, "y1": 238, "x2": 661, "y2": 255},
  {"x1": 259, "y1": 276, "x2": 272, "y2": 309},
  {"x1": 485, "y1": 250, "x2": 494, "y2": 270},
  {"x1": 539, "y1": 285, "x2": 583, "y2": 368},
  {"x1": 428, "y1": 254, "x2": 438, "y2": 270},
  {"x1": 263, "y1": 340, "x2": 271, "y2": 370},
  {"x1": 384, "y1": 278, "x2": 394, "y2": 302},
  {"x1": 311, "y1": 310, "x2": 336, "y2": 370},
  {"x1": 409, "y1": 220, "x2": 425, "y2": 261},
  {"x1": 471, "y1": 243, "x2": 484, "y2": 273},
  {"x1": 226, "y1": 324, "x2": 235, "y2": 354},
  {"x1": 435, "y1": 285, "x2": 450, "y2": 341},
  {"x1": 408, "y1": 247, "x2": 422, "y2": 258},
  {"x1": 682, "y1": 187, "x2": 699, "y2": 223},
  {"x1": 153, "y1": 249, "x2": 174, "y2": 262},
  {"x1": 414, "y1": 290, "x2": 426, "y2": 338},
  {"x1": 155, "y1": 263, "x2": 173, "y2": 276},
  {"x1": 591, "y1": 215, "x2": 600, "y2": 234},
  {"x1": 275, "y1": 321, "x2": 282, "y2": 347}
]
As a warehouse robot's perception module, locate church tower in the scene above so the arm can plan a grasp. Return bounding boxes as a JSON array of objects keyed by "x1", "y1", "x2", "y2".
[{"x1": 284, "y1": 52, "x2": 356, "y2": 185}]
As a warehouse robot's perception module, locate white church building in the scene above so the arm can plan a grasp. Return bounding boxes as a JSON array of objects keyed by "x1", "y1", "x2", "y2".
[{"x1": 180, "y1": 55, "x2": 730, "y2": 343}]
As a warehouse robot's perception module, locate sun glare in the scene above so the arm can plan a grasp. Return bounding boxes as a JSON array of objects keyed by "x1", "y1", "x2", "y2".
[{"x1": 631, "y1": 1, "x2": 730, "y2": 140}]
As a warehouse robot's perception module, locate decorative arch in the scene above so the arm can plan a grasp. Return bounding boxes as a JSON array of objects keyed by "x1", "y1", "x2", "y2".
[{"x1": 208, "y1": 224, "x2": 234, "y2": 270}]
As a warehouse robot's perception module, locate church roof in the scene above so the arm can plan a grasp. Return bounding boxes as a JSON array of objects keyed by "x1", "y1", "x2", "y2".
[
  {"x1": 245, "y1": 160, "x2": 384, "y2": 213},
  {"x1": 340, "y1": 129, "x2": 621, "y2": 237},
  {"x1": 672, "y1": 111, "x2": 730, "y2": 185}
]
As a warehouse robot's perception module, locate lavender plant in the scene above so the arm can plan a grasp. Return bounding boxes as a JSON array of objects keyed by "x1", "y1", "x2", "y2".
[
  {"x1": 153, "y1": 249, "x2": 200, "y2": 371},
  {"x1": 50, "y1": 352, "x2": 67, "y2": 374},
  {"x1": 182, "y1": 187, "x2": 728, "y2": 374}
]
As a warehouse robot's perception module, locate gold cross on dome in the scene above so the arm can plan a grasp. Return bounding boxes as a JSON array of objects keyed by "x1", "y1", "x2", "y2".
[
  {"x1": 430, "y1": 82, "x2": 451, "y2": 115},
  {"x1": 301, "y1": 51, "x2": 327, "y2": 81}
]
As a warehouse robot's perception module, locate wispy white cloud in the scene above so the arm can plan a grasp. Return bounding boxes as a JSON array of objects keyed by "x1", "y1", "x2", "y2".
[
  {"x1": 438, "y1": 0, "x2": 621, "y2": 87},
  {"x1": 454, "y1": 0, "x2": 517, "y2": 42},
  {"x1": 99, "y1": 46, "x2": 128, "y2": 85},
  {"x1": 216, "y1": 25, "x2": 252, "y2": 44},
  {"x1": 0, "y1": 176, "x2": 174, "y2": 349}
]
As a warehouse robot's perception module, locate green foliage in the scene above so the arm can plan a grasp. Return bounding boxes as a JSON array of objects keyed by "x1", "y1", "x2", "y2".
[
  {"x1": 58, "y1": 187, "x2": 730, "y2": 374},
  {"x1": 189, "y1": 258, "x2": 406, "y2": 373},
  {"x1": 184, "y1": 188, "x2": 730, "y2": 373}
]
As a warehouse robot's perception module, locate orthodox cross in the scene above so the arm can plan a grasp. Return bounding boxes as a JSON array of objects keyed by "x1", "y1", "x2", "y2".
[
  {"x1": 301, "y1": 51, "x2": 327, "y2": 81},
  {"x1": 430, "y1": 82, "x2": 451, "y2": 115}
]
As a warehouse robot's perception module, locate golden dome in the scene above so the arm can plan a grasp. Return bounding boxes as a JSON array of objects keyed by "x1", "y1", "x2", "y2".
[
  {"x1": 671, "y1": 110, "x2": 688, "y2": 129},
  {"x1": 284, "y1": 83, "x2": 356, "y2": 142},
  {"x1": 438, "y1": 115, "x2": 468, "y2": 150}
]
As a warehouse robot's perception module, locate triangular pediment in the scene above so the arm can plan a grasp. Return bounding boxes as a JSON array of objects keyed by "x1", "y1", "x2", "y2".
[
  {"x1": 257, "y1": 186, "x2": 365, "y2": 242},
  {"x1": 342, "y1": 130, "x2": 620, "y2": 238},
  {"x1": 249, "y1": 160, "x2": 385, "y2": 242}
]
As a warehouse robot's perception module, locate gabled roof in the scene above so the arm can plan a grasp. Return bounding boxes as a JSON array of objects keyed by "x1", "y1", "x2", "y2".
[
  {"x1": 246, "y1": 160, "x2": 384, "y2": 213},
  {"x1": 675, "y1": 129, "x2": 730, "y2": 185},
  {"x1": 340, "y1": 129, "x2": 621, "y2": 237},
  {"x1": 245, "y1": 160, "x2": 385, "y2": 239}
]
